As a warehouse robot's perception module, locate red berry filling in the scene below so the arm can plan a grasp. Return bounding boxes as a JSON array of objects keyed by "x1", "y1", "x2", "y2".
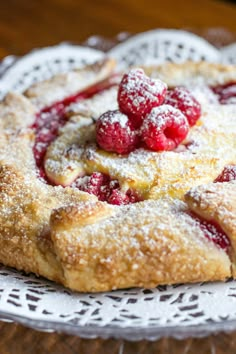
[
  {"x1": 96, "y1": 110, "x2": 139, "y2": 154},
  {"x1": 200, "y1": 219, "x2": 230, "y2": 252},
  {"x1": 118, "y1": 68, "x2": 167, "y2": 117},
  {"x1": 190, "y1": 213, "x2": 230, "y2": 252},
  {"x1": 214, "y1": 165, "x2": 236, "y2": 182},
  {"x1": 141, "y1": 105, "x2": 189, "y2": 151},
  {"x1": 72, "y1": 172, "x2": 139, "y2": 205},
  {"x1": 165, "y1": 87, "x2": 201, "y2": 126},
  {"x1": 32, "y1": 76, "x2": 118, "y2": 176},
  {"x1": 212, "y1": 82, "x2": 236, "y2": 104},
  {"x1": 32, "y1": 110, "x2": 68, "y2": 179}
]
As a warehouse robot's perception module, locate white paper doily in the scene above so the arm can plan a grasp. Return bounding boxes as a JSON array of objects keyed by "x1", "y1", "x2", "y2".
[{"x1": 0, "y1": 29, "x2": 236, "y2": 340}]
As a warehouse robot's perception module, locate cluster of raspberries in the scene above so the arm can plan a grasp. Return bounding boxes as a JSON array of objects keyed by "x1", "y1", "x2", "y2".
[{"x1": 96, "y1": 68, "x2": 201, "y2": 154}]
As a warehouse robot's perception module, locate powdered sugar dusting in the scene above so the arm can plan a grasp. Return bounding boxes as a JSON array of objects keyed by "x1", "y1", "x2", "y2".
[
  {"x1": 66, "y1": 86, "x2": 118, "y2": 120},
  {"x1": 142, "y1": 104, "x2": 187, "y2": 129},
  {"x1": 122, "y1": 69, "x2": 167, "y2": 105},
  {"x1": 25, "y1": 58, "x2": 116, "y2": 110},
  {"x1": 185, "y1": 181, "x2": 236, "y2": 256},
  {"x1": 54, "y1": 197, "x2": 230, "y2": 292},
  {"x1": 118, "y1": 68, "x2": 167, "y2": 116},
  {"x1": 99, "y1": 110, "x2": 129, "y2": 128},
  {"x1": 165, "y1": 86, "x2": 201, "y2": 126}
]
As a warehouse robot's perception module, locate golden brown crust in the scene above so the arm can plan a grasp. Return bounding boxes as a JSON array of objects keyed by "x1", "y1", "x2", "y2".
[
  {"x1": 0, "y1": 92, "x2": 36, "y2": 131},
  {"x1": 50, "y1": 199, "x2": 230, "y2": 292},
  {"x1": 24, "y1": 58, "x2": 116, "y2": 110},
  {"x1": 0, "y1": 60, "x2": 235, "y2": 292},
  {"x1": 185, "y1": 181, "x2": 236, "y2": 275},
  {"x1": 145, "y1": 61, "x2": 236, "y2": 87},
  {"x1": 185, "y1": 181, "x2": 236, "y2": 241},
  {"x1": 0, "y1": 133, "x2": 97, "y2": 285}
]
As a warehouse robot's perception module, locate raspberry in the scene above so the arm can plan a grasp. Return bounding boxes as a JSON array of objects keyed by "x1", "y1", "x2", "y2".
[
  {"x1": 165, "y1": 87, "x2": 201, "y2": 126},
  {"x1": 214, "y1": 165, "x2": 236, "y2": 182},
  {"x1": 118, "y1": 68, "x2": 167, "y2": 117},
  {"x1": 96, "y1": 110, "x2": 139, "y2": 154},
  {"x1": 141, "y1": 105, "x2": 189, "y2": 151},
  {"x1": 128, "y1": 112, "x2": 144, "y2": 130}
]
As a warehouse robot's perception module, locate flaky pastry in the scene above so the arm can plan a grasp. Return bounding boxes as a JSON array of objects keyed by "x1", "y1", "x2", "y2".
[{"x1": 0, "y1": 58, "x2": 235, "y2": 292}]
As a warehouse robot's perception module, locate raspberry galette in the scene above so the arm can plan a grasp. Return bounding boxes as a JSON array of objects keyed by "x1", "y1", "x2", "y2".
[{"x1": 0, "y1": 58, "x2": 235, "y2": 292}]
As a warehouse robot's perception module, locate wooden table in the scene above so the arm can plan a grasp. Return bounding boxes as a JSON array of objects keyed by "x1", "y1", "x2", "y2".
[{"x1": 1, "y1": 0, "x2": 236, "y2": 353}]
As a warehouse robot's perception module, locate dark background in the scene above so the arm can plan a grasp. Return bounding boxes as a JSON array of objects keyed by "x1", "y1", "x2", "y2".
[{"x1": 0, "y1": 0, "x2": 236, "y2": 58}]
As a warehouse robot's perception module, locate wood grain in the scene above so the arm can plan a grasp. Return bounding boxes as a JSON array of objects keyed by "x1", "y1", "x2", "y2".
[
  {"x1": 0, "y1": 0, "x2": 236, "y2": 57},
  {"x1": 0, "y1": 0, "x2": 236, "y2": 352},
  {"x1": 1, "y1": 321, "x2": 236, "y2": 354}
]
